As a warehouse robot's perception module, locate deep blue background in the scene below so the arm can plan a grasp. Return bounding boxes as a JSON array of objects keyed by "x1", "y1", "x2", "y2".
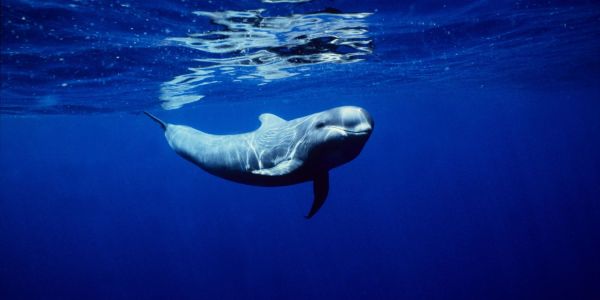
[
  {"x1": 2, "y1": 0, "x2": 600, "y2": 299},
  {"x1": 2, "y1": 86, "x2": 600, "y2": 299}
]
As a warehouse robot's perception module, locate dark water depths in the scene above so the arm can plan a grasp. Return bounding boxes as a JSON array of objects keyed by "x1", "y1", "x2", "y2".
[{"x1": 1, "y1": 0, "x2": 600, "y2": 299}]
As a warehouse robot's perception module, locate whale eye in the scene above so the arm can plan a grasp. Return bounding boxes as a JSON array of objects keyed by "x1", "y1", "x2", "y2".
[{"x1": 315, "y1": 121, "x2": 325, "y2": 129}]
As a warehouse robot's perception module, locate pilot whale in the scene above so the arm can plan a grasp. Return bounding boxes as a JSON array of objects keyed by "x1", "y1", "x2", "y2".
[{"x1": 144, "y1": 106, "x2": 374, "y2": 218}]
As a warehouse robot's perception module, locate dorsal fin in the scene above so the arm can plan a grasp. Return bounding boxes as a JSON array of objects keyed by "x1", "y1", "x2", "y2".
[{"x1": 259, "y1": 113, "x2": 286, "y2": 128}]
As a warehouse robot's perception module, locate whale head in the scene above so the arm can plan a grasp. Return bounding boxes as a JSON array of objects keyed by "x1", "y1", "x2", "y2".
[{"x1": 306, "y1": 106, "x2": 374, "y2": 170}]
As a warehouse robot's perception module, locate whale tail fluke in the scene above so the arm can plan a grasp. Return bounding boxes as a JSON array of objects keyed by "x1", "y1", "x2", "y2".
[{"x1": 144, "y1": 111, "x2": 167, "y2": 130}]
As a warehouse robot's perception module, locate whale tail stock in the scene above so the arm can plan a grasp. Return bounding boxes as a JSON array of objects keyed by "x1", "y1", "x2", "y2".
[{"x1": 143, "y1": 111, "x2": 167, "y2": 131}]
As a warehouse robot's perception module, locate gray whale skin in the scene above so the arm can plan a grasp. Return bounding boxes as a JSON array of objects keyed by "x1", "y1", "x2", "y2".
[{"x1": 145, "y1": 106, "x2": 374, "y2": 218}]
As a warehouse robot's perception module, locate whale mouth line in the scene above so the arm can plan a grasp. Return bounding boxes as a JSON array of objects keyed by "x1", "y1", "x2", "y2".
[{"x1": 327, "y1": 126, "x2": 371, "y2": 135}]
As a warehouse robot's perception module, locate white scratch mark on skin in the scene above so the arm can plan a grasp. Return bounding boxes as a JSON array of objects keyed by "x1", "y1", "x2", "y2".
[
  {"x1": 289, "y1": 128, "x2": 310, "y2": 159},
  {"x1": 245, "y1": 134, "x2": 262, "y2": 170},
  {"x1": 235, "y1": 149, "x2": 243, "y2": 170}
]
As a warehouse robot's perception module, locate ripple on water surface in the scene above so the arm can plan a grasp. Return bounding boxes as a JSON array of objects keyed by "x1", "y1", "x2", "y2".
[{"x1": 160, "y1": 8, "x2": 373, "y2": 110}]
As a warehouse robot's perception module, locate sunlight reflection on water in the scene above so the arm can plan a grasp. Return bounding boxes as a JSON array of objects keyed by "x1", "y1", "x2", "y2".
[{"x1": 160, "y1": 9, "x2": 373, "y2": 110}]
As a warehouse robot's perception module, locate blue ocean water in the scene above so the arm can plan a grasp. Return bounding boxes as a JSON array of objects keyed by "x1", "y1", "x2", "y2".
[{"x1": 1, "y1": 0, "x2": 600, "y2": 299}]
